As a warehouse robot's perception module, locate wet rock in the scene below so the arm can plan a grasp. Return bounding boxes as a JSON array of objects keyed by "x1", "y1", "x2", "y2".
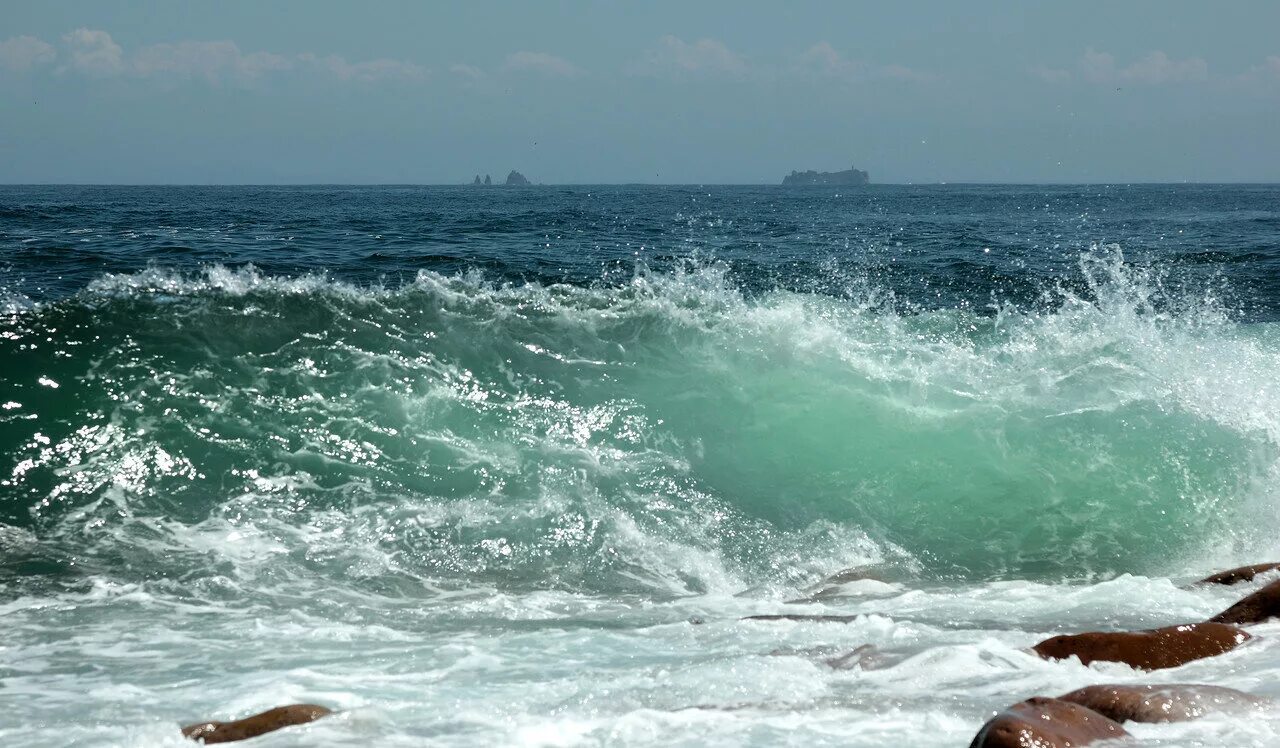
[
  {"x1": 1211, "y1": 578, "x2": 1280, "y2": 625},
  {"x1": 181, "y1": 704, "x2": 332, "y2": 744},
  {"x1": 1058, "y1": 683, "x2": 1269, "y2": 723},
  {"x1": 1196, "y1": 562, "x2": 1280, "y2": 586},
  {"x1": 1033, "y1": 623, "x2": 1251, "y2": 670},
  {"x1": 824, "y1": 643, "x2": 893, "y2": 670},
  {"x1": 742, "y1": 613, "x2": 866, "y2": 624},
  {"x1": 969, "y1": 697, "x2": 1129, "y2": 748},
  {"x1": 785, "y1": 565, "x2": 902, "y2": 604},
  {"x1": 818, "y1": 564, "x2": 889, "y2": 586}
]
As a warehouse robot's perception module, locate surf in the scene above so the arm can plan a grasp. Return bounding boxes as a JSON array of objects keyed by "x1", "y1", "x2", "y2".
[{"x1": 2, "y1": 247, "x2": 1278, "y2": 601}]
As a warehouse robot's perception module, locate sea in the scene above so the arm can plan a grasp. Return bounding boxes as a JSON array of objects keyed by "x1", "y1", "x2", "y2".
[{"x1": 2, "y1": 183, "x2": 1280, "y2": 746}]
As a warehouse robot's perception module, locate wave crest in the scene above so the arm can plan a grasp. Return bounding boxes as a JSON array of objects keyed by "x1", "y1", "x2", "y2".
[{"x1": 2, "y1": 249, "x2": 1278, "y2": 595}]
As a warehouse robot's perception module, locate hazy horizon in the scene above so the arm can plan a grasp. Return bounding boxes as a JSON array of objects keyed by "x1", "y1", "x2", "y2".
[
  {"x1": 5, "y1": 179, "x2": 1280, "y2": 187},
  {"x1": 3, "y1": 1, "x2": 1279, "y2": 184}
]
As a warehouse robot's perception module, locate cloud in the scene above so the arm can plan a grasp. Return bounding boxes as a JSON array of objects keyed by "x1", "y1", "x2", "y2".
[
  {"x1": 62, "y1": 28, "x2": 125, "y2": 76},
  {"x1": 449, "y1": 63, "x2": 484, "y2": 80},
  {"x1": 298, "y1": 53, "x2": 427, "y2": 82},
  {"x1": 1256, "y1": 55, "x2": 1280, "y2": 79},
  {"x1": 0, "y1": 35, "x2": 56, "y2": 71},
  {"x1": 795, "y1": 42, "x2": 931, "y2": 82},
  {"x1": 798, "y1": 41, "x2": 851, "y2": 76},
  {"x1": 633, "y1": 35, "x2": 746, "y2": 76},
  {"x1": 1080, "y1": 48, "x2": 1208, "y2": 84},
  {"x1": 6, "y1": 28, "x2": 424, "y2": 84},
  {"x1": 133, "y1": 40, "x2": 291, "y2": 82},
  {"x1": 502, "y1": 51, "x2": 580, "y2": 77}
]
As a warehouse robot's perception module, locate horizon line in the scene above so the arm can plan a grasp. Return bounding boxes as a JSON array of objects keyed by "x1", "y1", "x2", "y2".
[{"x1": 3, "y1": 181, "x2": 1280, "y2": 187}]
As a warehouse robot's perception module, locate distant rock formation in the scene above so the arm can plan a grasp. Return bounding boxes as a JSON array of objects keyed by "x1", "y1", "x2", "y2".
[
  {"x1": 472, "y1": 175, "x2": 482, "y2": 185},
  {"x1": 782, "y1": 166, "x2": 869, "y2": 185},
  {"x1": 505, "y1": 170, "x2": 531, "y2": 186},
  {"x1": 484, "y1": 174, "x2": 492, "y2": 185}
]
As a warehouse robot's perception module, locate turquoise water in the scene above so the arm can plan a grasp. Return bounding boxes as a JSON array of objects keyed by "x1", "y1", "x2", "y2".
[{"x1": 3, "y1": 185, "x2": 1280, "y2": 746}]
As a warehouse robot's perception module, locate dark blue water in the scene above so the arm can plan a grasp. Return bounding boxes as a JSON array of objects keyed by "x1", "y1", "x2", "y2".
[{"x1": 4, "y1": 184, "x2": 1279, "y2": 316}]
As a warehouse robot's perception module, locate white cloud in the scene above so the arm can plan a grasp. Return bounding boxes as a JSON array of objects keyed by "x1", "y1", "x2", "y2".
[
  {"x1": 298, "y1": 53, "x2": 426, "y2": 82},
  {"x1": 0, "y1": 35, "x2": 56, "y2": 71},
  {"x1": 634, "y1": 35, "x2": 746, "y2": 76},
  {"x1": 798, "y1": 41, "x2": 851, "y2": 76},
  {"x1": 1255, "y1": 55, "x2": 1280, "y2": 79},
  {"x1": 133, "y1": 40, "x2": 291, "y2": 83},
  {"x1": 36, "y1": 28, "x2": 425, "y2": 84},
  {"x1": 62, "y1": 28, "x2": 125, "y2": 76},
  {"x1": 502, "y1": 51, "x2": 580, "y2": 77},
  {"x1": 1080, "y1": 48, "x2": 1207, "y2": 84},
  {"x1": 1120, "y1": 51, "x2": 1207, "y2": 84},
  {"x1": 795, "y1": 42, "x2": 931, "y2": 82}
]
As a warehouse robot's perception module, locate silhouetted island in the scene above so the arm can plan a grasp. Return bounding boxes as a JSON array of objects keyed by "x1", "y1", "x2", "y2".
[
  {"x1": 468, "y1": 171, "x2": 533, "y2": 186},
  {"x1": 782, "y1": 166, "x2": 870, "y2": 185}
]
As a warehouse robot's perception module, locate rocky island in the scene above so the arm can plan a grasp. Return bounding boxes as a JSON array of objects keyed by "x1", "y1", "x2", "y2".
[
  {"x1": 468, "y1": 171, "x2": 533, "y2": 186},
  {"x1": 782, "y1": 166, "x2": 870, "y2": 185}
]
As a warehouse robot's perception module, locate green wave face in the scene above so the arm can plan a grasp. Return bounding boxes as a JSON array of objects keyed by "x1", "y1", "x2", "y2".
[{"x1": 2, "y1": 254, "x2": 1278, "y2": 591}]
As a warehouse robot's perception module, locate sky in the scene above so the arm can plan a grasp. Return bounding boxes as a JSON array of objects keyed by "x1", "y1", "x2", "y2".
[{"x1": 2, "y1": 1, "x2": 1279, "y2": 184}]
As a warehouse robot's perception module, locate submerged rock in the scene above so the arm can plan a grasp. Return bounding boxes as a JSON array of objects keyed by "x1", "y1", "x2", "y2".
[
  {"x1": 181, "y1": 704, "x2": 332, "y2": 744},
  {"x1": 969, "y1": 697, "x2": 1129, "y2": 748},
  {"x1": 1196, "y1": 562, "x2": 1280, "y2": 586},
  {"x1": 1058, "y1": 683, "x2": 1269, "y2": 723},
  {"x1": 824, "y1": 643, "x2": 894, "y2": 670},
  {"x1": 1033, "y1": 623, "x2": 1251, "y2": 670},
  {"x1": 741, "y1": 613, "x2": 868, "y2": 624},
  {"x1": 1211, "y1": 578, "x2": 1280, "y2": 625}
]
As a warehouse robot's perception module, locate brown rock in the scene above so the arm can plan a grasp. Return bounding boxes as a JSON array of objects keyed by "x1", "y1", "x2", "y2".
[
  {"x1": 1211, "y1": 578, "x2": 1280, "y2": 625},
  {"x1": 1033, "y1": 623, "x2": 1251, "y2": 670},
  {"x1": 181, "y1": 704, "x2": 332, "y2": 744},
  {"x1": 1059, "y1": 683, "x2": 1269, "y2": 723},
  {"x1": 969, "y1": 697, "x2": 1129, "y2": 748},
  {"x1": 1196, "y1": 562, "x2": 1280, "y2": 586}
]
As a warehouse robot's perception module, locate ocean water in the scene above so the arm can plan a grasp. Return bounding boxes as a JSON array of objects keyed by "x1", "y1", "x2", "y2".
[{"x1": 2, "y1": 184, "x2": 1280, "y2": 746}]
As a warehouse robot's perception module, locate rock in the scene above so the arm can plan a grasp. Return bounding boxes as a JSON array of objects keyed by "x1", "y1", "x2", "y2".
[
  {"x1": 1033, "y1": 623, "x2": 1251, "y2": 670},
  {"x1": 742, "y1": 613, "x2": 867, "y2": 624},
  {"x1": 181, "y1": 704, "x2": 332, "y2": 744},
  {"x1": 1058, "y1": 683, "x2": 1269, "y2": 723},
  {"x1": 484, "y1": 174, "x2": 492, "y2": 185},
  {"x1": 505, "y1": 170, "x2": 531, "y2": 186},
  {"x1": 784, "y1": 564, "x2": 903, "y2": 603},
  {"x1": 1196, "y1": 562, "x2": 1280, "y2": 586},
  {"x1": 969, "y1": 697, "x2": 1129, "y2": 748},
  {"x1": 824, "y1": 643, "x2": 893, "y2": 671},
  {"x1": 472, "y1": 175, "x2": 482, "y2": 185},
  {"x1": 781, "y1": 166, "x2": 870, "y2": 186},
  {"x1": 1211, "y1": 578, "x2": 1280, "y2": 625}
]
